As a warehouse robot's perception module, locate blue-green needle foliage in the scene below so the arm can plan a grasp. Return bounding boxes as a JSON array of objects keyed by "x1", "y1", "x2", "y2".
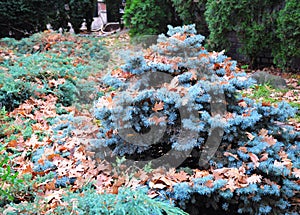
[
  {"x1": 0, "y1": 32, "x2": 109, "y2": 111},
  {"x1": 54, "y1": 187, "x2": 188, "y2": 215},
  {"x1": 95, "y1": 25, "x2": 300, "y2": 214}
]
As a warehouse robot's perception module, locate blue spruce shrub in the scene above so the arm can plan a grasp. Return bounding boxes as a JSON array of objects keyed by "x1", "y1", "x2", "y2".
[{"x1": 94, "y1": 25, "x2": 300, "y2": 214}]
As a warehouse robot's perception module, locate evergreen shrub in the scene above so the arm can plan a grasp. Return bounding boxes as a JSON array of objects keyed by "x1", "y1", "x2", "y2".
[
  {"x1": 274, "y1": 0, "x2": 300, "y2": 68},
  {"x1": 170, "y1": 0, "x2": 208, "y2": 37},
  {"x1": 54, "y1": 187, "x2": 188, "y2": 215},
  {"x1": 94, "y1": 25, "x2": 300, "y2": 214},
  {"x1": 123, "y1": 0, "x2": 179, "y2": 36},
  {"x1": 205, "y1": 0, "x2": 280, "y2": 67},
  {"x1": 0, "y1": 32, "x2": 109, "y2": 111},
  {"x1": 205, "y1": 0, "x2": 300, "y2": 69},
  {"x1": 3, "y1": 186, "x2": 187, "y2": 215}
]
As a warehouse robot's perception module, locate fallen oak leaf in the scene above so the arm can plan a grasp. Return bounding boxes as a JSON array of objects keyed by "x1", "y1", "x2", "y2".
[
  {"x1": 292, "y1": 168, "x2": 300, "y2": 179},
  {"x1": 238, "y1": 100, "x2": 247, "y2": 108},
  {"x1": 172, "y1": 170, "x2": 189, "y2": 182},
  {"x1": 152, "y1": 101, "x2": 164, "y2": 112},
  {"x1": 249, "y1": 153, "x2": 260, "y2": 168},
  {"x1": 205, "y1": 180, "x2": 214, "y2": 188},
  {"x1": 259, "y1": 153, "x2": 269, "y2": 162},
  {"x1": 247, "y1": 174, "x2": 262, "y2": 184},
  {"x1": 246, "y1": 132, "x2": 255, "y2": 141},
  {"x1": 224, "y1": 151, "x2": 239, "y2": 160},
  {"x1": 148, "y1": 115, "x2": 167, "y2": 125},
  {"x1": 259, "y1": 128, "x2": 268, "y2": 137},
  {"x1": 194, "y1": 169, "x2": 210, "y2": 178}
]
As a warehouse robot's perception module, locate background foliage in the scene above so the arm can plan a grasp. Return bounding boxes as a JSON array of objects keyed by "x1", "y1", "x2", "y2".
[
  {"x1": 0, "y1": 0, "x2": 96, "y2": 39},
  {"x1": 123, "y1": 0, "x2": 179, "y2": 36},
  {"x1": 170, "y1": 0, "x2": 208, "y2": 37},
  {"x1": 205, "y1": 0, "x2": 279, "y2": 67},
  {"x1": 273, "y1": 0, "x2": 300, "y2": 68},
  {"x1": 124, "y1": 0, "x2": 300, "y2": 69}
]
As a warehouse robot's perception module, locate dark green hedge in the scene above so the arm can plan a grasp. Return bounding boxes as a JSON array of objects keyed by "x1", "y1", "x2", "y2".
[
  {"x1": 124, "y1": 0, "x2": 300, "y2": 69},
  {"x1": 204, "y1": 0, "x2": 299, "y2": 69},
  {"x1": 123, "y1": 0, "x2": 180, "y2": 36}
]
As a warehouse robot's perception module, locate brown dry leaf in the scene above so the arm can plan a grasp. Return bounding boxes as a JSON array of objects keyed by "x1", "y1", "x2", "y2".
[
  {"x1": 133, "y1": 170, "x2": 149, "y2": 183},
  {"x1": 194, "y1": 170, "x2": 210, "y2": 178},
  {"x1": 44, "y1": 190, "x2": 64, "y2": 203},
  {"x1": 173, "y1": 171, "x2": 189, "y2": 182},
  {"x1": 224, "y1": 152, "x2": 239, "y2": 160},
  {"x1": 238, "y1": 100, "x2": 247, "y2": 108},
  {"x1": 246, "y1": 132, "x2": 255, "y2": 141},
  {"x1": 262, "y1": 101, "x2": 271, "y2": 107},
  {"x1": 159, "y1": 176, "x2": 174, "y2": 187},
  {"x1": 205, "y1": 180, "x2": 214, "y2": 188},
  {"x1": 69, "y1": 164, "x2": 85, "y2": 178},
  {"x1": 249, "y1": 153, "x2": 260, "y2": 168},
  {"x1": 226, "y1": 178, "x2": 238, "y2": 192},
  {"x1": 238, "y1": 176, "x2": 249, "y2": 187},
  {"x1": 292, "y1": 168, "x2": 300, "y2": 179},
  {"x1": 7, "y1": 139, "x2": 18, "y2": 148},
  {"x1": 152, "y1": 101, "x2": 164, "y2": 112},
  {"x1": 95, "y1": 174, "x2": 113, "y2": 188},
  {"x1": 247, "y1": 174, "x2": 262, "y2": 184},
  {"x1": 148, "y1": 190, "x2": 159, "y2": 198},
  {"x1": 259, "y1": 129, "x2": 268, "y2": 137},
  {"x1": 213, "y1": 168, "x2": 229, "y2": 180},
  {"x1": 96, "y1": 161, "x2": 112, "y2": 175},
  {"x1": 260, "y1": 153, "x2": 269, "y2": 162},
  {"x1": 148, "y1": 115, "x2": 167, "y2": 125},
  {"x1": 19, "y1": 163, "x2": 34, "y2": 175},
  {"x1": 149, "y1": 182, "x2": 167, "y2": 189},
  {"x1": 264, "y1": 135, "x2": 277, "y2": 146},
  {"x1": 225, "y1": 168, "x2": 242, "y2": 179},
  {"x1": 74, "y1": 176, "x2": 86, "y2": 188},
  {"x1": 126, "y1": 177, "x2": 141, "y2": 189},
  {"x1": 238, "y1": 146, "x2": 248, "y2": 153}
]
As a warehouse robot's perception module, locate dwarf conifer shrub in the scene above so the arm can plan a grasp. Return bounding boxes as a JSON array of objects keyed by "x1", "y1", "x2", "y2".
[
  {"x1": 54, "y1": 187, "x2": 188, "y2": 215},
  {"x1": 2, "y1": 186, "x2": 187, "y2": 215},
  {"x1": 0, "y1": 32, "x2": 109, "y2": 111},
  {"x1": 95, "y1": 25, "x2": 300, "y2": 214}
]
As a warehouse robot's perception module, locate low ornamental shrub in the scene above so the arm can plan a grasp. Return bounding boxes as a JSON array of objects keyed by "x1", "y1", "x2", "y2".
[
  {"x1": 2, "y1": 186, "x2": 188, "y2": 215},
  {"x1": 0, "y1": 32, "x2": 109, "y2": 111},
  {"x1": 54, "y1": 187, "x2": 188, "y2": 215},
  {"x1": 94, "y1": 25, "x2": 300, "y2": 214}
]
